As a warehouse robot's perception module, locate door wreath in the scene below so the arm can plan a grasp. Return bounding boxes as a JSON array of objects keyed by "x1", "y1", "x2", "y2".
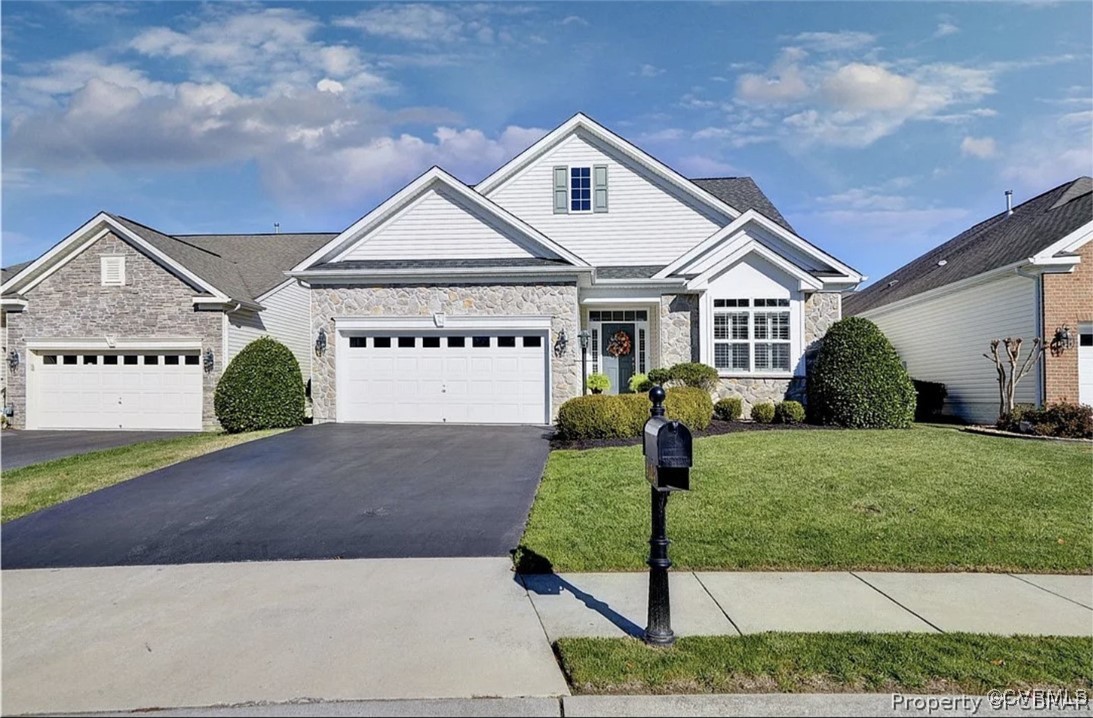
[{"x1": 606, "y1": 330, "x2": 632, "y2": 358}]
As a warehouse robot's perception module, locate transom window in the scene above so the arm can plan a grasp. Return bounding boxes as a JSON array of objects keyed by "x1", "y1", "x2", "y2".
[
  {"x1": 570, "y1": 167, "x2": 591, "y2": 212},
  {"x1": 713, "y1": 297, "x2": 792, "y2": 373},
  {"x1": 588, "y1": 310, "x2": 648, "y2": 322}
]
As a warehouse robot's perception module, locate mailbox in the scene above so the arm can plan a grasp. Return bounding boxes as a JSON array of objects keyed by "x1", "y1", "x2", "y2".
[{"x1": 643, "y1": 388, "x2": 693, "y2": 492}]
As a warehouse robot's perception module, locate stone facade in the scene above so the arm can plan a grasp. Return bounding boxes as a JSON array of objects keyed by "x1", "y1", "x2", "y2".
[
  {"x1": 658, "y1": 294, "x2": 701, "y2": 366},
  {"x1": 804, "y1": 292, "x2": 842, "y2": 347},
  {"x1": 4, "y1": 232, "x2": 224, "y2": 429},
  {"x1": 1043, "y1": 241, "x2": 1092, "y2": 405},
  {"x1": 310, "y1": 282, "x2": 580, "y2": 422}
]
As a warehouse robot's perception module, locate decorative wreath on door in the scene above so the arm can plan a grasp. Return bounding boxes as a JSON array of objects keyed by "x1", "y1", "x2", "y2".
[{"x1": 606, "y1": 330, "x2": 632, "y2": 358}]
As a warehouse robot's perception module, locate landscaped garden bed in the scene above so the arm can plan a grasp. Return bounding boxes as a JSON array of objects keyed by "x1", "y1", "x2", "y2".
[
  {"x1": 551, "y1": 418, "x2": 841, "y2": 450},
  {"x1": 519, "y1": 425, "x2": 1093, "y2": 573},
  {"x1": 557, "y1": 633, "x2": 1093, "y2": 695}
]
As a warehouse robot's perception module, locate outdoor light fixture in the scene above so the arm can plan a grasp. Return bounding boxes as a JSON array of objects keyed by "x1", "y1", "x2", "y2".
[
  {"x1": 315, "y1": 327, "x2": 327, "y2": 357},
  {"x1": 578, "y1": 329, "x2": 591, "y2": 351},
  {"x1": 553, "y1": 328, "x2": 568, "y2": 358},
  {"x1": 7, "y1": 349, "x2": 19, "y2": 371},
  {"x1": 578, "y1": 329, "x2": 591, "y2": 394},
  {"x1": 1051, "y1": 326, "x2": 1074, "y2": 356},
  {"x1": 203, "y1": 348, "x2": 215, "y2": 373}
]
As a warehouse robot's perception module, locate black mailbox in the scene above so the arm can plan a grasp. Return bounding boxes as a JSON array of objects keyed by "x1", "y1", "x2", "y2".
[{"x1": 643, "y1": 389, "x2": 693, "y2": 492}]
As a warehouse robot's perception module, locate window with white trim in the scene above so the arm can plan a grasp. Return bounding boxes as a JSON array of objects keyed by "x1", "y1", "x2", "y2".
[
  {"x1": 570, "y1": 167, "x2": 591, "y2": 212},
  {"x1": 713, "y1": 298, "x2": 791, "y2": 373},
  {"x1": 100, "y1": 256, "x2": 126, "y2": 286}
]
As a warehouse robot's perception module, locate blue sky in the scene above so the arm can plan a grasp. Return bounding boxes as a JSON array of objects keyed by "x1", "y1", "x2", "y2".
[{"x1": 3, "y1": 1, "x2": 1091, "y2": 284}]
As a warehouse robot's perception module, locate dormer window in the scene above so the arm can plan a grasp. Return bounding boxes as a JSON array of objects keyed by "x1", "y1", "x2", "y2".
[
  {"x1": 100, "y1": 256, "x2": 126, "y2": 286},
  {"x1": 553, "y1": 165, "x2": 608, "y2": 214}
]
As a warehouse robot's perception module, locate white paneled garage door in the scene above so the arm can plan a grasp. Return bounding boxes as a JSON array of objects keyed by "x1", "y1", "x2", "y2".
[
  {"x1": 1080, "y1": 324, "x2": 1093, "y2": 408},
  {"x1": 339, "y1": 331, "x2": 549, "y2": 424},
  {"x1": 30, "y1": 351, "x2": 203, "y2": 430}
]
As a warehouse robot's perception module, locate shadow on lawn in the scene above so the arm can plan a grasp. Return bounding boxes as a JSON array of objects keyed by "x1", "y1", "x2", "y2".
[{"x1": 512, "y1": 547, "x2": 644, "y2": 639}]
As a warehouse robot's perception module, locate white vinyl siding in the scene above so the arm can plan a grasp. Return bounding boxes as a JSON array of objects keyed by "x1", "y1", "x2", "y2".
[
  {"x1": 227, "y1": 280, "x2": 312, "y2": 378},
  {"x1": 485, "y1": 131, "x2": 727, "y2": 265},
  {"x1": 340, "y1": 185, "x2": 542, "y2": 261},
  {"x1": 862, "y1": 274, "x2": 1040, "y2": 424}
]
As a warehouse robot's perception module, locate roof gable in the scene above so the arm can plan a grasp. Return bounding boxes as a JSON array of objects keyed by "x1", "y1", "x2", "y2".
[
  {"x1": 844, "y1": 177, "x2": 1093, "y2": 316},
  {"x1": 293, "y1": 166, "x2": 589, "y2": 272}
]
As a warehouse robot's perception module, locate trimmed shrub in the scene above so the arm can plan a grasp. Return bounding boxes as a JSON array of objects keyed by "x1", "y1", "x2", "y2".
[
  {"x1": 751, "y1": 402, "x2": 776, "y2": 424},
  {"x1": 664, "y1": 386, "x2": 713, "y2": 431},
  {"x1": 714, "y1": 396, "x2": 743, "y2": 422},
  {"x1": 555, "y1": 387, "x2": 712, "y2": 439},
  {"x1": 647, "y1": 368, "x2": 672, "y2": 387},
  {"x1": 999, "y1": 402, "x2": 1092, "y2": 439},
  {"x1": 913, "y1": 379, "x2": 948, "y2": 421},
  {"x1": 668, "y1": 362, "x2": 719, "y2": 392},
  {"x1": 629, "y1": 373, "x2": 653, "y2": 393},
  {"x1": 587, "y1": 372, "x2": 611, "y2": 394},
  {"x1": 214, "y1": 337, "x2": 305, "y2": 433},
  {"x1": 774, "y1": 400, "x2": 805, "y2": 424},
  {"x1": 807, "y1": 317, "x2": 916, "y2": 429}
]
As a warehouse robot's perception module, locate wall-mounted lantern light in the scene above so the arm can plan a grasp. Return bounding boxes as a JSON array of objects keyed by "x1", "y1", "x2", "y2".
[
  {"x1": 577, "y1": 330, "x2": 591, "y2": 395},
  {"x1": 7, "y1": 350, "x2": 19, "y2": 371},
  {"x1": 553, "y1": 328, "x2": 568, "y2": 358},
  {"x1": 315, "y1": 327, "x2": 327, "y2": 357},
  {"x1": 203, "y1": 348, "x2": 215, "y2": 373},
  {"x1": 1050, "y1": 325, "x2": 1074, "y2": 356}
]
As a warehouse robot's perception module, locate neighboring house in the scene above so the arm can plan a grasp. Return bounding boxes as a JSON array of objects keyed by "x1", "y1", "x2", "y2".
[
  {"x1": 2, "y1": 113, "x2": 861, "y2": 430},
  {"x1": 844, "y1": 177, "x2": 1093, "y2": 424}
]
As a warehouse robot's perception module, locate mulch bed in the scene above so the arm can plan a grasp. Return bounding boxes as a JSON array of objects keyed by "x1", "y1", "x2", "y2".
[
  {"x1": 962, "y1": 425, "x2": 1093, "y2": 444},
  {"x1": 550, "y1": 419, "x2": 843, "y2": 451}
]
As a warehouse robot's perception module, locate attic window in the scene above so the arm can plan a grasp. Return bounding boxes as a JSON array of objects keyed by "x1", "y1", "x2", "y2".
[{"x1": 100, "y1": 256, "x2": 126, "y2": 286}]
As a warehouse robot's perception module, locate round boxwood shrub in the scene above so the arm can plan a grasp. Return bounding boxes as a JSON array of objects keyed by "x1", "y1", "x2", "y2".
[
  {"x1": 214, "y1": 337, "x2": 305, "y2": 433},
  {"x1": 714, "y1": 396, "x2": 743, "y2": 422},
  {"x1": 774, "y1": 400, "x2": 805, "y2": 424},
  {"x1": 555, "y1": 387, "x2": 712, "y2": 439},
  {"x1": 668, "y1": 362, "x2": 719, "y2": 392},
  {"x1": 751, "y1": 402, "x2": 775, "y2": 424},
  {"x1": 647, "y1": 367, "x2": 672, "y2": 387},
  {"x1": 807, "y1": 317, "x2": 916, "y2": 429},
  {"x1": 664, "y1": 386, "x2": 713, "y2": 431}
]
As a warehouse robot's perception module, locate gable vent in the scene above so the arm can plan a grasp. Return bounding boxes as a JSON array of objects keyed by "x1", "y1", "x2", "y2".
[{"x1": 101, "y1": 256, "x2": 126, "y2": 286}]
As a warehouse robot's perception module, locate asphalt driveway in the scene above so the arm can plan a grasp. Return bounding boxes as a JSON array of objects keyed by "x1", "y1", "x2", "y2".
[
  {"x1": 2, "y1": 430, "x2": 199, "y2": 471},
  {"x1": 1, "y1": 423, "x2": 551, "y2": 569}
]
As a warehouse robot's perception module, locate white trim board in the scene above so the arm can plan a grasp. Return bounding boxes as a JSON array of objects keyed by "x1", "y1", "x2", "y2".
[
  {"x1": 334, "y1": 315, "x2": 553, "y2": 332},
  {"x1": 26, "y1": 337, "x2": 203, "y2": 352}
]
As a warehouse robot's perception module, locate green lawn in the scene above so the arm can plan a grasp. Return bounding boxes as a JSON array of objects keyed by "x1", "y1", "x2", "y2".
[
  {"x1": 557, "y1": 634, "x2": 1093, "y2": 695},
  {"x1": 2, "y1": 430, "x2": 286, "y2": 522},
  {"x1": 518, "y1": 426, "x2": 1093, "y2": 573}
]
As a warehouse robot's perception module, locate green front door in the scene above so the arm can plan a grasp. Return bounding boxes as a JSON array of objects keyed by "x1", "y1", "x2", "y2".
[{"x1": 600, "y1": 322, "x2": 636, "y2": 394}]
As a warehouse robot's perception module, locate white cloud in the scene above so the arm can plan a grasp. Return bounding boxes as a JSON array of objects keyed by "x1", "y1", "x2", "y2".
[
  {"x1": 821, "y1": 63, "x2": 917, "y2": 112},
  {"x1": 787, "y1": 31, "x2": 877, "y2": 52},
  {"x1": 960, "y1": 136, "x2": 997, "y2": 159},
  {"x1": 1001, "y1": 111, "x2": 1093, "y2": 190},
  {"x1": 317, "y1": 78, "x2": 346, "y2": 94},
  {"x1": 736, "y1": 49, "x2": 811, "y2": 105},
  {"x1": 335, "y1": 4, "x2": 503, "y2": 45},
  {"x1": 560, "y1": 15, "x2": 588, "y2": 27},
  {"x1": 934, "y1": 21, "x2": 960, "y2": 38},
  {"x1": 639, "y1": 64, "x2": 664, "y2": 78},
  {"x1": 673, "y1": 155, "x2": 737, "y2": 177}
]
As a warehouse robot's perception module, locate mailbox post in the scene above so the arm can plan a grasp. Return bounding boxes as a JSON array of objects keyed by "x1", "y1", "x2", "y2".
[{"x1": 642, "y1": 386, "x2": 693, "y2": 646}]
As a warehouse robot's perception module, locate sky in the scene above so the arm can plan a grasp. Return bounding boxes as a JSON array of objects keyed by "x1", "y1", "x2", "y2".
[{"x1": 2, "y1": 1, "x2": 1091, "y2": 285}]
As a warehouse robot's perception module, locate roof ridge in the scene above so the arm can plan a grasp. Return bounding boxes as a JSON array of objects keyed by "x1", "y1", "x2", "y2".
[
  {"x1": 112, "y1": 214, "x2": 226, "y2": 260},
  {"x1": 689, "y1": 176, "x2": 746, "y2": 181},
  {"x1": 173, "y1": 231, "x2": 339, "y2": 237}
]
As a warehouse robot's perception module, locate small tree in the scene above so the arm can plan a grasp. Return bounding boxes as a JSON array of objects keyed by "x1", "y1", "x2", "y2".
[
  {"x1": 984, "y1": 337, "x2": 1043, "y2": 419},
  {"x1": 215, "y1": 337, "x2": 305, "y2": 433}
]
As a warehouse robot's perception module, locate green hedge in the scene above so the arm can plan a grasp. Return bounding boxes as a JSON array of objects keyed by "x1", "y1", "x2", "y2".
[
  {"x1": 807, "y1": 317, "x2": 916, "y2": 429},
  {"x1": 214, "y1": 337, "x2": 306, "y2": 433},
  {"x1": 774, "y1": 400, "x2": 805, "y2": 424},
  {"x1": 714, "y1": 397, "x2": 743, "y2": 421},
  {"x1": 998, "y1": 402, "x2": 1092, "y2": 439},
  {"x1": 751, "y1": 402, "x2": 775, "y2": 423},
  {"x1": 556, "y1": 387, "x2": 713, "y2": 439},
  {"x1": 646, "y1": 362, "x2": 719, "y2": 392}
]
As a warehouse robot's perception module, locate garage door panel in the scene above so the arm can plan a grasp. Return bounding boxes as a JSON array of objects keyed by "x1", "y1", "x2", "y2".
[
  {"x1": 339, "y1": 330, "x2": 548, "y2": 424},
  {"x1": 32, "y1": 351, "x2": 202, "y2": 431}
]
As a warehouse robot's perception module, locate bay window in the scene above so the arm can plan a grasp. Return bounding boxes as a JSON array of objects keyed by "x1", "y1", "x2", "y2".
[{"x1": 713, "y1": 298, "x2": 792, "y2": 374}]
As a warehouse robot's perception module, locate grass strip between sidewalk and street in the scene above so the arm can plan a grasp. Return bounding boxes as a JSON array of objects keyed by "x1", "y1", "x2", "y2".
[
  {"x1": 2, "y1": 430, "x2": 286, "y2": 522},
  {"x1": 556, "y1": 633, "x2": 1093, "y2": 695},
  {"x1": 518, "y1": 426, "x2": 1093, "y2": 573}
]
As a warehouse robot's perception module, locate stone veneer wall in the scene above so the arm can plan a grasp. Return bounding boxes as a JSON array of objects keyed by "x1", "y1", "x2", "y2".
[
  {"x1": 310, "y1": 282, "x2": 580, "y2": 422},
  {"x1": 5, "y1": 232, "x2": 224, "y2": 429},
  {"x1": 658, "y1": 294, "x2": 701, "y2": 366}
]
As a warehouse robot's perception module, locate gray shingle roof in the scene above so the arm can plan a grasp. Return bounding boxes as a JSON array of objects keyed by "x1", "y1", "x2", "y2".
[
  {"x1": 843, "y1": 177, "x2": 1093, "y2": 316},
  {"x1": 311, "y1": 258, "x2": 572, "y2": 271},
  {"x1": 1, "y1": 260, "x2": 33, "y2": 284},
  {"x1": 690, "y1": 177, "x2": 794, "y2": 232},
  {"x1": 596, "y1": 265, "x2": 666, "y2": 279}
]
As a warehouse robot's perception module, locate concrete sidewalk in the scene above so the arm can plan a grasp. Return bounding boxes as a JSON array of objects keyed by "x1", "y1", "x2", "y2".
[{"x1": 520, "y1": 571, "x2": 1093, "y2": 640}]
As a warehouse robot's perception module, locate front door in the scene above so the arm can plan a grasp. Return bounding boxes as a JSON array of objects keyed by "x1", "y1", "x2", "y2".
[{"x1": 600, "y1": 322, "x2": 636, "y2": 394}]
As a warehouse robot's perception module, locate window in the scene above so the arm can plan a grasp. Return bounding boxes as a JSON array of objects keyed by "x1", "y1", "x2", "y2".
[
  {"x1": 570, "y1": 167, "x2": 591, "y2": 212},
  {"x1": 447, "y1": 336, "x2": 466, "y2": 348},
  {"x1": 63, "y1": 355, "x2": 78, "y2": 365},
  {"x1": 398, "y1": 337, "x2": 415, "y2": 348},
  {"x1": 373, "y1": 337, "x2": 391, "y2": 348},
  {"x1": 349, "y1": 337, "x2": 367, "y2": 348},
  {"x1": 43, "y1": 355, "x2": 57, "y2": 365},
  {"x1": 472, "y1": 336, "x2": 490, "y2": 348},
  {"x1": 184, "y1": 354, "x2": 199, "y2": 365},
  {"x1": 713, "y1": 297, "x2": 792, "y2": 374},
  {"x1": 522, "y1": 336, "x2": 542, "y2": 348},
  {"x1": 422, "y1": 337, "x2": 441, "y2": 348},
  {"x1": 588, "y1": 310, "x2": 648, "y2": 322},
  {"x1": 124, "y1": 355, "x2": 139, "y2": 365},
  {"x1": 100, "y1": 256, "x2": 125, "y2": 286},
  {"x1": 164, "y1": 355, "x2": 180, "y2": 365},
  {"x1": 84, "y1": 355, "x2": 98, "y2": 364},
  {"x1": 103, "y1": 355, "x2": 118, "y2": 365},
  {"x1": 144, "y1": 355, "x2": 159, "y2": 365},
  {"x1": 497, "y1": 336, "x2": 516, "y2": 348}
]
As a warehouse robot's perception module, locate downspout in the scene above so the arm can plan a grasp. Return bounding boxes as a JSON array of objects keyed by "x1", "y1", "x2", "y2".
[{"x1": 1014, "y1": 267, "x2": 1044, "y2": 407}]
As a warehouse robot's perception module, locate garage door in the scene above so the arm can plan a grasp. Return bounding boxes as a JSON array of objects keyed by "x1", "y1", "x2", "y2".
[
  {"x1": 339, "y1": 332, "x2": 548, "y2": 424},
  {"x1": 31, "y1": 351, "x2": 203, "y2": 430},
  {"x1": 1080, "y1": 324, "x2": 1092, "y2": 407}
]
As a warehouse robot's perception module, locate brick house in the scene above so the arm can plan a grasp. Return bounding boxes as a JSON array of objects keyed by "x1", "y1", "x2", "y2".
[{"x1": 844, "y1": 177, "x2": 1093, "y2": 423}]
